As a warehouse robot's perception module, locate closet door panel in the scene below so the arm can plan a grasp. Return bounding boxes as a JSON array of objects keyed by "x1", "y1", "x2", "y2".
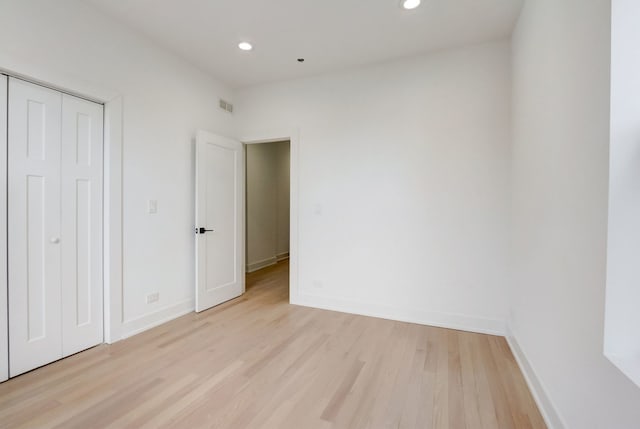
[
  {"x1": 8, "y1": 78, "x2": 63, "y2": 377},
  {"x1": 61, "y1": 94, "x2": 103, "y2": 356},
  {"x1": 0, "y1": 75, "x2": 7, "y2": 383}
]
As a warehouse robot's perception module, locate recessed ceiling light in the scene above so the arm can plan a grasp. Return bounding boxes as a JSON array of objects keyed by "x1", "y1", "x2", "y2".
[
  {"x1": 238, "y1": 42, "x2": 253, "y2": 51},
  {"x1": 401, "y1": 0, "x2": 421, "y2": 10}
]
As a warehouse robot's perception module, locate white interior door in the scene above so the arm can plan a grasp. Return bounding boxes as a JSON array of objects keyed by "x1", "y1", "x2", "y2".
[
  {"x1": 0, "y1": 75, "x2": 7, "y2": 383},
  {"x1": 195, "y1": 130, "x2": 244, "y2": 312},
  {"x1": 60, "y1": 94, "x2": 104, "y2": 357},
  {"x1": 8, "y1": 78, "x2": 63, "y2": 377}
]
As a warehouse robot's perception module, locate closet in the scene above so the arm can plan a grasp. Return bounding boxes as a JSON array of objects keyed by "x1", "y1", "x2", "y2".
[{"x1": 1, "y1": 76, "x2": 104, "y2": 380}]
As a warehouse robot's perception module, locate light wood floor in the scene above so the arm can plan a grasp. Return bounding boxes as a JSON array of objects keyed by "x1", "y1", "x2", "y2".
[{"x1": 0, "y1": 261, "x2": 545, "y2": 428}]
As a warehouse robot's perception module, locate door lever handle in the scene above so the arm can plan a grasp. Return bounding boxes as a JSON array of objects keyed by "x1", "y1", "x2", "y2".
[{"x1": 196, "y1": 227, "x2": 214, "y2": 234}]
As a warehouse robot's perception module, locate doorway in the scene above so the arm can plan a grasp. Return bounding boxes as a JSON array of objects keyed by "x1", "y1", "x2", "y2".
[{"x1": 245, "y1": 140, "x2": 291, "y2": 296}]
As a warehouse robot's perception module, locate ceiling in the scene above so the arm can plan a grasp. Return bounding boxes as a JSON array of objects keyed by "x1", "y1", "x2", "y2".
[{"x1": 84, "y1": 0, "x2": 524, "y2": 88}]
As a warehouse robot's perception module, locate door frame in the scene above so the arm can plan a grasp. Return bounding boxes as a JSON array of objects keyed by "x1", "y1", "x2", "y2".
[
  {"x1": 0, "y1": 63, "x2": 124, "y2": 346},
  {"x1": 241, "y1": 130, "x2": 300, "y2": 305},
  {"x1": 0, "y1": 75, "x2": 6, "y2": 382}
]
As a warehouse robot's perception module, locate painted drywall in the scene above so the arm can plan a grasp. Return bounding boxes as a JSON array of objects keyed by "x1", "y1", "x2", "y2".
[
  {"x1": 275, "y1": 141, "x2": 291, "y2": 258},
  {"x1": 237, "y1": 41, "x2": 512, "y2": 334},
  {"x1": 0, "y1": 0, "x2": 235, "y2": 339},
  {"x1": 510, "y1": 0, "x2": 640, "y2": 427},
  {"x1": 246, "y1": 141, "x2": 290, "y2": 271},
  {"x1": 605, "y1": 0, "x2": 640, "y2": 388},
  {"x1": 247, "y1": 143, "x2": 277, "y2": 269}
]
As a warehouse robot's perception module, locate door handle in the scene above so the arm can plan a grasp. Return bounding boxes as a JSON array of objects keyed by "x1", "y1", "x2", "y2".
[{"x1": 196, "y1": 227, "x2": 214, "y2": 234}]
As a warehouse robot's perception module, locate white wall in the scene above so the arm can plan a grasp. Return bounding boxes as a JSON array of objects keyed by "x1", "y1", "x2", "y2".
[
  {"x1": 237, "y1": 41, "x2": 512, "y2": 334},
  {"x1": 246, "y1": 141, "x2": 290, "y2": 271},
  {"x1": 275, "y1": 141, "x2": 291, "y2": 257},
  {"x1": 510, "y1": 0, "x2": 640, "y2": 427},
  {"x1": 0, "y1": 0, "x2": 235, "y2": 339},
  {"x1": 247, "y1": 144, "x2": 278, "y2": 269},
  {"x1": 605, "y1": 0, "x2": 640, "y2": 387}
]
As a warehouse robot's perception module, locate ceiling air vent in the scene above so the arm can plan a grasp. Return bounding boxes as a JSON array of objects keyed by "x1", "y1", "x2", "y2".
[{"x1": 219, "y1": 99, "x2": 233, "y2": 113}]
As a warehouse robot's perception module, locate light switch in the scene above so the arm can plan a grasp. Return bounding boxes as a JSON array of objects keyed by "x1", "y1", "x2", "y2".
[{"x1": 148, "y1": 199, "x2": 158, "y2": 214}]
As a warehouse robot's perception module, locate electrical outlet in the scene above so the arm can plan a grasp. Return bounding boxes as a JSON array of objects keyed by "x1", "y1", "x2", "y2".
[
  {"x1": 146, "y1": 292, "x2": 159, "y2": 304},
  {"x1": 148, "y1": 199, "x2": 158, "y2": 214}
]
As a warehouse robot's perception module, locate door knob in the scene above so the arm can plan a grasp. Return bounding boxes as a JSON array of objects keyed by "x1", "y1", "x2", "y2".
[{"x1": 50, "y1": 237, "x2": 60, "y2": 244}]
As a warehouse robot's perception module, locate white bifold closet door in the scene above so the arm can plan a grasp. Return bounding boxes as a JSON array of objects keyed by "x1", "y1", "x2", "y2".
[
  {"x1": 8, "y1": 78, "x2": 103, "y2": 377},
  {"x1": 60, "y1": 93, "x2": 104, "y2": 358}
]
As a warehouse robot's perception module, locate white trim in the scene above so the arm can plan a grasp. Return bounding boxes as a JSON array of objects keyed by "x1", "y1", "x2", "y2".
[
  {"x1": 505, "y1": 325, "x2": 566, "y2": 429},
  {"x1": 241, "y1": 129, "x2": 300, "y2": 305},
  {"x1": 121, "y1": 299, "x2": 194, "y2": 340},
  {"x1": 296, "y1": 292, "x2": 506, "y2": 336},
  {"x1": 103, "y1": 97, "x2": 124, "y2": 344},
  {"x1": 0, "y1": 62, "x2": 125, "y2": 345},
  {"x1": 246, "y1": 256, "x2": 278, "y2": 273},
  {"x1": 0, "y1": 74, "x2": 7, "y2": 383},
  {"x1": 0, "y1": 60, "x2": 119, "y2": 103}
]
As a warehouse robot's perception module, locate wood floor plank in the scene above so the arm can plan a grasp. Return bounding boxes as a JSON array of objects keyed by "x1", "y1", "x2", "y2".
[
  {"x1": 458, "y1": 331, "x2": 484, "y2": 429},
  {"x1": 447, "y1": 329, "x2": 466, "y2": 429},
  {"x1": 0, "y1": 261, "x2": 546, "y2": 428}
]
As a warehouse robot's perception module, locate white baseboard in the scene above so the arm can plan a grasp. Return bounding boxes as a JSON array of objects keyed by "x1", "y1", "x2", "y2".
[
  {"x1": 276, "y1": 252, "x2": 289, "y2": 262},
  {"x1": 121, "y1": 298, "x2": 194, "y2": 340},
  {"x1": 294, "y1": 292, "x2": 506, "y2": 336},
  {"x1": 505, "y1": 325, "x2": 565, "y2": 429},
  {"x1": 246, "y1": 256, "x2": 278, "y2": 273}
]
